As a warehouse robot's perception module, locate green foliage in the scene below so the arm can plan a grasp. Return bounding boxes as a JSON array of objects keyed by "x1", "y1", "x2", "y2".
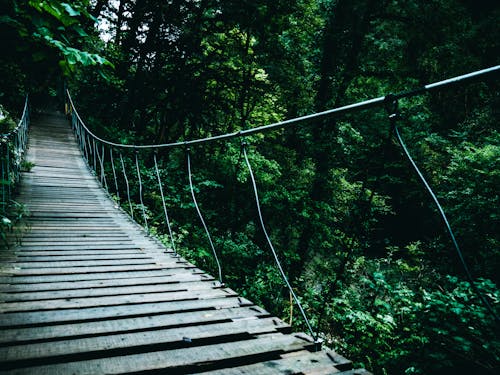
[
  {"x1": 0, "y1": 106, "x2": 17, "y2": 133},
  {"x1": 0, "y1": 0, "x2": 112, "y2": 110},
  {"x1": 0, "y1": 200, "x2": 29, "y2": 249}
]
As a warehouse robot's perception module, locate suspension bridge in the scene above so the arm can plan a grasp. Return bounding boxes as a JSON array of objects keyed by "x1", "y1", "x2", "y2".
[{"x1": 0, "y1": 66, "x2": 498, "y2": 374}]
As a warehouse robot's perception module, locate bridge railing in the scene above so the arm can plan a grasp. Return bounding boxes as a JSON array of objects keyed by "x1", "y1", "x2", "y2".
[
  {"x1": 65, "y1": 65, "x2": 500, "y2": 339},
  {"x1": 1, "y1": 96, "x2": 30, "y2": 214}
]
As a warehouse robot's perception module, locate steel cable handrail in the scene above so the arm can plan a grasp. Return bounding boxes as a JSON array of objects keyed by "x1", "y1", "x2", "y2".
[
  {"x1": 66, "y1": 65, "x2": 499, "y2": 151},
  {"x1": 1, "y1": 96, "x2": 30, "y2": 212}
]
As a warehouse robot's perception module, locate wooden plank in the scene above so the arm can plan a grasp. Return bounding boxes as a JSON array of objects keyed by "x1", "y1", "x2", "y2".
[
  {"x1": 0, "y1": 273, "x2": 213, "y2": 292},
  {"x1": 18, "y1": 235, "x2": 131, "y2": 241},
  {"x1": 0, "y1": 333, "x2": 314, "y2": 374},
  {"x1": 0, "y1": 306, "x2": 269, "y2": 345},
  {"x1": 1, "y1": 280, "x2": 221, "y2": 301},
  {"x1": 0, "y1": 269, "x2": 200, "y2": 284},
  {"x1": 10, "y1": 250, "x2": 147, "y2": 257},
  {"x1": 11, "y1": 244, "x2": 144, "y2": 251},
  {"x1": 8, "y1": 259, "x2": 158, "y2": 268},
  {"x1": 12, "y1": 254, "x2": 152, "y2": 261},
  {"x1": 0, "y1": 318, "x2": 290, "y2": 368},
  {"x1": 2, "y1": 264, "x2": 184, "y2": 276},
  {"x1": 200, "y1": 350, "x2": 342, "y2": 375},
  {"x1": 0, "y1": 288, "x2": 236, "y2": 312},
  {"x1": 0, "y1": 296, "x2": 253, "y2": 327}
]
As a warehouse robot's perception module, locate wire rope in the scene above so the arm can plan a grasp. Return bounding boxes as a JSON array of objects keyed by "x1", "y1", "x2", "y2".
[
  {"x1": 119, "y1": 152, "x2": 134, "y2": 219},
  {"x1": 135, "y1": 151, "x2": 149, "y2": 232},
  {"x1": 110, "y1": 148, "x2": 120, "y2": 200},
  {"x1": 65, "y1": 66, "x2": 499, "y2": 151},
  {"x1": 388, "y1": 102, "x2": 500, "y2": 322},
  {"x1": 153, "y1": 152, "x2": 177, "y2": 254},
  {"x1": 242, "y1": 144, "x2": 316, "y2": 340},
  {"x1": 96, "y1": 143, "x2": 108, "y2": 191},
  {"x1": 187, "y1": 149, "x2": 223, "y2": 284},
  {"x1": 92, "y1": 139, "x2": 97, "y2": 173}
]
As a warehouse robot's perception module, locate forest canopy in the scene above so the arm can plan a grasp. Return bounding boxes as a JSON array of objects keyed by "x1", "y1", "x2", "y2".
[{"x1": 1, "y1": 0, "x2": 499, "y2": 373}]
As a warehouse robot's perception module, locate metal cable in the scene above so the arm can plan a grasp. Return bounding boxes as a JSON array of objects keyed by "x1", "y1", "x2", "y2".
[
  {"x1": 1, "y1": 144, "x2": 5, "y2": 211},
  {"x1": 65, "y1": 65, "x2": 499, "y2": 151},
  {"x1": 187, "y1": 150, "x2": 223, "y2": 283},
  {"x1": 96, "y1": 145, "x2": 108, "y2": 191},
  {"x1": 110, "y1": 148, "x2": 120, "y2": 200},
  {"x1": 0, "y1": 95, "x2": 29, "y2": 212},
  {"x1": 390, "y1": 109, "x2": 500, "y2": 322},
  {"x1": 6, "y1": 145, "x2": 11, "y2": 198},
  {"x1": 92, "y1": 139, "x2": 97, "y2": 173},
  {"x1": 82, "y1": 129, "x2": 89, "y2": 164},
  {"x1": 135, "y1": 151, "x2": 149, "y2": 232},
  {"x1": 119, "y1": 152, "x2": 134, "y2": 219},
  {"x1": 153, "y1": 153, "x2": 177, "y2": 254},
  {"x1": 242, "y1": 144, "x2": 316, "y2": 339},
  {"x1": 100, "y1": 144, "x2": 109, "y2": 191}
]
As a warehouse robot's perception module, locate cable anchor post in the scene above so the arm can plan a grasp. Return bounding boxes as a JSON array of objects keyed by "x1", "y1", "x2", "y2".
[
  {"x1": 240, "y1": 139, "x2": 248, "y2": 151},
  {"x1": 384, "y1": 93, "x2": 400, "y2": 130},
  {"x1": 313, "y1": 337, "x2": 323, "y2": 352}
]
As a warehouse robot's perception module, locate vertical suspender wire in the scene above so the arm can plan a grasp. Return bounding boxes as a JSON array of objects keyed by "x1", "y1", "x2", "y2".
[
  {"x1": 153, "y1": 152, "x2": 176, "y2": 254},
  {"x1": 242, "y1": 144, "x2": 316, "y2": 340},
  {"x1": 15, "y1": 133, "x2": 21, "y2": 185},
  {"x1": 96, "y1": 143, "x2": 109, "y2": 191},
  {"x1": 135, "y1": 151, "x2": 149, "y2": 232},
  {"x1": 110, "y1": 148, "x2": 120, "y2": 200},
  {"x1": 84, "y1": 133, "x2": 90, "y2": 167},
  {"x1": 95, "y1": 141, "x2": 103, "y2": 185},
  {"x1": 78, "y1": 124, "x2": 84, "y2": 160},
  {"x1": 83, "y1": 132, "x2": 90, "y2": 165},
  {"x1": 388, "y1": 101, "x2": 500, "y2": 322},
  {"x1": 76, "y1": 119, "x2": 83, "y2": 155},
  {"x1": 187, "y1": 149, "x2": 223, "y2": 284},
  {"x1": 120, "y1": 152, "x2": 134, "y2": 219},
  {"x1": 1, "y1": 142, "x2": 5, "y2": 213},
  {"x1": 6, "y1": 144, "x2": 11, "y2": 199},
  {"x1": 92, "y1": 138, "x2": 97, "y2": 173}
]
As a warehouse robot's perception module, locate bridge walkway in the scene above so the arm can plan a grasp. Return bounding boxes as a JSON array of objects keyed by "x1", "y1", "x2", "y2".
[{"x1": 0, "y1": 113, "x2": 366, "y2": 374}]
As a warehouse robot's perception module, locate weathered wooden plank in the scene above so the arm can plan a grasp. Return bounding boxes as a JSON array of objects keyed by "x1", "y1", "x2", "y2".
[
  {"x1": 0, "y1": 273, "x2": 213, "y2": 292},
  {"x1": 8, "y1": 259, "x2": 158, "y2": 268},
  {"x1": 0, "y1": 269, "x2": 199, "y2": 284},
  {"x1": 18, "y1": 237, "x2": 132, "y2": 243},
  {"x1": 200, "y1": 350, "x2": 343, "y2": 375},
  {"x1": 0, "y1": 318, "x2": 290, "y2": 369},
  {"x1": 11, "y1": 244, "x2": 143, "y2": 251},
  {"x1": 0, "y1": 296, "x2": 253, "y2": 327},
  {"x1": 1, "y1": 280, "x2": 221, "y2": 301},
  {"x1": 0, "y1": 287, "x2": 236, "y2": 312},
  {"x1": 2, "y1": 264, "x2": 181, "y2": 276},
  {"x1": 10, "y1": 250, "x2": 146, "y2": 257},
  {"x1": 0, "y1": 333, "x2": 314, "y2": 374},
  {"x1": 12, "y1": 254, "x2": 152, "y2": 261},
  {"x1": 0, "y1": 306, "x2": 270, "y2": 344}
]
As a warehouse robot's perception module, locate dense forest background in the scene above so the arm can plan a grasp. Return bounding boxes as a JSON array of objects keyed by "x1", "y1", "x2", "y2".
[{"x1": 1, "y1": 0, "x2": 499, "y2": 373}]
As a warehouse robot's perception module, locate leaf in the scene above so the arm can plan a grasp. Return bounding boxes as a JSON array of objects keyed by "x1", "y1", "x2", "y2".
[
  {"x1": 61, "y1": 3, "x2": 80, "y2": 17},
  {"x1": 72, "y1": 25, "x2": 87, "y2": 37}
]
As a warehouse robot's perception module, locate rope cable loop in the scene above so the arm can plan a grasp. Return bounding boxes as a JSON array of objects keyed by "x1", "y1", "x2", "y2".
[
  {"x1": 119, "y1": 151, "x2": 134, "y2": 219},
  {"x1": 186, "y1": 148, "x2": 223, "y2": 284},
  {"x1": 387, "y1": 103, "x2": 500, "y2": 323},
  {"x1": 242, "y1": 144, "x2": 317, "y2": 342},
  {"x1": 134, "y1": 149, "x2": 149, "y2": 232},
  {"x1": 153, "y1": 152, "x2": 177, "y2": 254}
]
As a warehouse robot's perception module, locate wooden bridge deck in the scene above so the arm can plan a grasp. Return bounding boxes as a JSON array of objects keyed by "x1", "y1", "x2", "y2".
[{"x1": 0, "y1": 113, "x2": 367, "y2": 374}]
